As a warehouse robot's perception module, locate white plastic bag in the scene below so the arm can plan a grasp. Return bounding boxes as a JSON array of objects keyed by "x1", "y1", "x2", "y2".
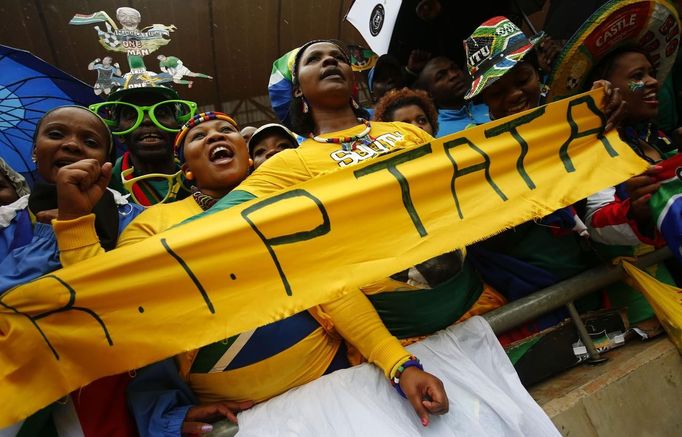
[{"x1": 236, "y1": 316, "x2": 559, "y2": 436}]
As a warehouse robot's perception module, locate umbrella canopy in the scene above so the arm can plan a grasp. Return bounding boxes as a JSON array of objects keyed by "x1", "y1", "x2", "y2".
[{"x1": 0, "y1": 44, "x2": 101, "y2": 184}]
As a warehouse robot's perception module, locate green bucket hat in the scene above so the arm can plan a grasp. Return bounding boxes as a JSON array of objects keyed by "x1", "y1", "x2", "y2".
[{"x1": 463, "y1": 16, "x2": 542, "y2": 100}]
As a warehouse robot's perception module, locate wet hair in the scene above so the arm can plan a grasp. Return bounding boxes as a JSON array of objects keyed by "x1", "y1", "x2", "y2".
[
  {"x1": 588, "y1": 46, "x2": 653, "y2": 85},
  {"x1": 33, "y1": 105, "x2": 113, "y2": 153},
  {"x1": 289, "y1": 39, "x2": 368, "y2": 135},
  {"x1": 373, "y1": 88, "x2": 439, "y2": 135}
]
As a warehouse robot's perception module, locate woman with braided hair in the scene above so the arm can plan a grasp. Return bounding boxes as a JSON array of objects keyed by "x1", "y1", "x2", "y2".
[{"x1": 111, "y1": 110, "x2": 448, "y2": 436}]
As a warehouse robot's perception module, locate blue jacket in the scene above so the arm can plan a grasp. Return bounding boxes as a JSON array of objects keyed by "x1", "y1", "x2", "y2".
[
  {"x1": 436, "y1": 102, "x2": 490, "y2": 137},
  {"x1": 0, "y1": 196, "x2": 33, "y2": 260},
  {"x1": 0, "y1": 190, "x2": 143, "y2": 293},
  {"x1": 127, "y1": 359, "x2": 195, "y2": 437}
]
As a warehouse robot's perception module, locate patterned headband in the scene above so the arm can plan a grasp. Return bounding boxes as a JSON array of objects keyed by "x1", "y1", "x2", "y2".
[{"x1": 173, "y1": 111, "x2": 238, "y2": 163}]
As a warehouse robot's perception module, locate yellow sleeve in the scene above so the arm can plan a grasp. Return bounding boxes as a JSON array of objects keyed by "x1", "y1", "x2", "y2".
[
  {"x1": 117, "y1": 198, "x2": 200, "y2": 247},
  {"x1": 117, "y1": 208, "x2": 170, "y2": 247},
  {"x1": 320, "y1": 288, "x2": 411, "y2": 379},
  {"x1": 53, "y1": 214, "x2": 105, "y2": 267},
  {"x1": 235, "y1": 148, "x2": 312, "y2": 198}
]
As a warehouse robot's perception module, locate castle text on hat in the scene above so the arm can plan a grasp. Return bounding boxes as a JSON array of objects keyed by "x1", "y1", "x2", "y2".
[{"x1": 596, "y1": 13, "x2": 637, "y2": 48}]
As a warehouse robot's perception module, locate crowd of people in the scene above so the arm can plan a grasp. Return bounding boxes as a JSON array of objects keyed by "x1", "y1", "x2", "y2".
[{"x1": 1, "y1": 1, "x2": 681, "y2": 436}]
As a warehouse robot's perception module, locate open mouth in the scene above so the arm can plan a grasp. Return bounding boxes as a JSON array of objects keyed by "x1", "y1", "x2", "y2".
[
  {"x1": 138, "y1": 132, "x2": 165, "y2": 143},
  {"x1": 209, "y1": 144, "x2": 235, "y2": 162},
  {"x1": 321, "y1": 67, "x2": 344, "y2": 81},
  {"x1": 642, "y1": 91, "x2": 658, "y2": 104}
]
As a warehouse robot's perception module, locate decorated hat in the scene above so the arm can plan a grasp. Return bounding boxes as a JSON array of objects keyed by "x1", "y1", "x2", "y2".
[
  {"x1": 247, "y1": 123, "x2": 299, "y2": 156},
  {"x1": 545, "y1": 0, "x2": 680, "y2": 102},
  {"x1": 70, "y1": 7, "x2": 212, "y2": 99},
  {"x1": 463, "y1": 16, "x2": 543, "y2": 100},
  {"x1": 108, "y1": 82, "x2": 179, "y2": 102}
]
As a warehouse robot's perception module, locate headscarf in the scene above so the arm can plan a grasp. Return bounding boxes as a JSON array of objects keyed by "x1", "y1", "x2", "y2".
[{"x1": 0, "y1": 157, "x2": 30, "y2": 197}]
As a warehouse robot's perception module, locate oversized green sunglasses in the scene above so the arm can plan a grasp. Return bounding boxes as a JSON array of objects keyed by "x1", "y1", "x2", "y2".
[
  {"x1": 120, "y1": 167, "x2": 191, "y2": 207},
  {"x1": 89, "y1": 100, "x2": 197, "y2": 136}
]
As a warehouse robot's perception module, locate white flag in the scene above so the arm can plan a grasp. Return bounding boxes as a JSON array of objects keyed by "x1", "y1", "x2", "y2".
[{"x1": 346, "y1": 0, "x2": 402, "y2": 56}]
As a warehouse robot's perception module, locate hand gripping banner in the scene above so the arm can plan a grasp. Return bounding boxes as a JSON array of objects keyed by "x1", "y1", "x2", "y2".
[{"x1": 0, "y1": 89, "x2": 648, "y2": 425}]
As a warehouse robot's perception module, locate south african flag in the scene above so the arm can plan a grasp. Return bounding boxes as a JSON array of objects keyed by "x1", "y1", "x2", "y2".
[
  {"x1": 651, "y1": 153, "x2": 682, "y2": 262},
  {"x1": 69, "y1": 11, "x2": 113, "y2": 26},
  {"x1": 268, "y1": 47, "x2": 299, "y2": 126}
]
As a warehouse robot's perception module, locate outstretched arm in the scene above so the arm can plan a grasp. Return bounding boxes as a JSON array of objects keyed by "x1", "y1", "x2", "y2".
[{"x1": 321, "y1": 289, "x2": 449, "y2": 425}]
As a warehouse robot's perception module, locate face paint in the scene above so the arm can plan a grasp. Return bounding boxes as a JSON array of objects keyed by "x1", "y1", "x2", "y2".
[{"x1": 628, "y1": 80, "x2": 645, "y2": 92}]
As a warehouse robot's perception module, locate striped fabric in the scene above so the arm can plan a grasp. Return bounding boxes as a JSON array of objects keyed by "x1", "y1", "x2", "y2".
[
  {"x1": 652, "y1": 153, "x2": 682, "y2": 263},
  {"x1": 190, "y1": 311, "x2": 320, "y2": 373},
  {"x1": 268, "y1": 48, "x2": 299, "y2": 125}
]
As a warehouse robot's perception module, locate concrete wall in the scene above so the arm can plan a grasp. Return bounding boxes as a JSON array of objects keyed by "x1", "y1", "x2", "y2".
[{"x1": 531, "y1": 337, "x2": 682, "y2": 437}]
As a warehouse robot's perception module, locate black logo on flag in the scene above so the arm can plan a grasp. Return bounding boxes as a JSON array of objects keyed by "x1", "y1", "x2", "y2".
[{"x1": 369, "y1": 4, "x2": 385, "y2": 37}]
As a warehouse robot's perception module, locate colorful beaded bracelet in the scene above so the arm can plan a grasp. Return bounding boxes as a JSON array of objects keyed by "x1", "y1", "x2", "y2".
[{"x1": 391, "y1": 355, "x2": 423, "y2": 398}]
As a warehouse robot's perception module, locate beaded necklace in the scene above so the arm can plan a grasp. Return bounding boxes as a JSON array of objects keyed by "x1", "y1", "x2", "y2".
[
  {"x1": 310, "y1": 118, "x2": 373, "y2": 151},
  {"x1": 191, "y1": 186, "x2": 220, "y2": 211}
]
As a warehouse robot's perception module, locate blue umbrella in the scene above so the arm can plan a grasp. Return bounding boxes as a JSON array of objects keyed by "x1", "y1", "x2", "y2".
[{"x1": 0, "y1": 44, "x2": 101, "y2": 185}]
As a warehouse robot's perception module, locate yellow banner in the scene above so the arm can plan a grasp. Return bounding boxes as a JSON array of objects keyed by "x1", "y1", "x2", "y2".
[
  {"x1": 622, "y1": 262, "x2": 682, "y2": 352},
  {"x1": 0, "y1": 89, "x2": 647, "y2": 425}
]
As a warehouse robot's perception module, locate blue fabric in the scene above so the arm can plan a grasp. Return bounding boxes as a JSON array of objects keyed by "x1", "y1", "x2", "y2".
[
  {"x1": 227, "y1": 311, "x2": 320, "y2": 370},
  {"x1": 269, "y1": 74, "x2": 294, "y2": 126},
  {"x1": 468, "y1": 245, "x2": 559, "y2": 302},
  {"x1": 0, "y1": 208, "x2": 33, "y2": 260},
  {"x1": 436, "y1": 103, "x2": 490, "y2": 137},
  {"x1": 539, "y1": 207, "x2": 579, "y2": 230},
  {"x1": 127, "y1": 359, "x2": 196, "y2": 437},
  {"x1": 468, "y1": 245, "x2": 568, "y2": 330},
  {"x1": 0, "y1": 222, "x2": 61, "y2": 293},
  {"x1": 0, "y1": 44, "x2": 101, "y2": 178},
  {"x1": 323, "y1": 341, "x2": 350, "y2": 375},
  {"x1": 660, "y1": 194, "x2": 682, "y2": 264},
  {"x1": 0, "y1": 202, "x2": 143, "y2": 294}
]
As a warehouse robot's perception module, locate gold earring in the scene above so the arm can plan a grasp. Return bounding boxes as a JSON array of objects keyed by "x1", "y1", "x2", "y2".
[
  {"x1": 185, "y1": 171, "x2": 193, "y2": 180},
  {"x1": 248, "y1": 158, "x2": 254, "y2": 167}
]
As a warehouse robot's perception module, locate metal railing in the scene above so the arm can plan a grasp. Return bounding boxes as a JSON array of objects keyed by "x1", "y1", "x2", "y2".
[{"x1": 483, "y1": 247, "x2": 672, "y2": 361}]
